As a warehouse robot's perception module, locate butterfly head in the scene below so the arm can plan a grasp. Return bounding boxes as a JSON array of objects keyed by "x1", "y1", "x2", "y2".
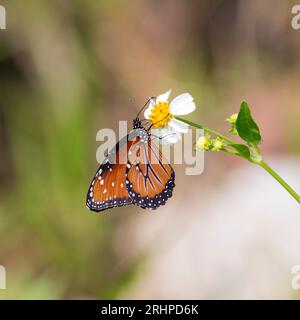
[{"x1": 133, "y1": 118, "x2": 144, "y2": 130}]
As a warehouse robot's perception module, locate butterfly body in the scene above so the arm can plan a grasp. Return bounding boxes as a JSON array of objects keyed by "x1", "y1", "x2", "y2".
[{"x1": 86, "y1": 119, "x2": 175, "y2": 212}]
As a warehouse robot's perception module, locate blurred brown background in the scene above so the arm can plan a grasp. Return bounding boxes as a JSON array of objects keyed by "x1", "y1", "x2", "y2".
[{"x1": 0, "y1": 0, "x2": 300, "y2": 299}]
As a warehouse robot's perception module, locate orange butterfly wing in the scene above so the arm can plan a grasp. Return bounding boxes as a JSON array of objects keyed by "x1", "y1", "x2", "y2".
[
  {"x1": 86, "y1": 136, "x2": 136, "y2": 212},
  {"x1": 87, "y1": 126, "x2": 175, "y2": 212},
  {"x1": 126, "y1": 138, "x2": 175, "y2": 209}
]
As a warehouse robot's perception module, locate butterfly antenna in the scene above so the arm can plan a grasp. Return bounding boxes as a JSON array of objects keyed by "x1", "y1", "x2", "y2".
[{"x1": 136, "y1": 96, "x2": 156, "y2": 120}]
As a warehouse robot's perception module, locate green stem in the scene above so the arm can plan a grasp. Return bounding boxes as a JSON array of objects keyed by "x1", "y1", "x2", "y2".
[
  {"x1": 175, "y1": 116, "x2": 236, "y2": 144},
  {"x1": 259, "y1": 160, "x2": 300, "y2": 204},
  {"x1": 176, "y1": 116, "x2": 300, "y2": 204}
]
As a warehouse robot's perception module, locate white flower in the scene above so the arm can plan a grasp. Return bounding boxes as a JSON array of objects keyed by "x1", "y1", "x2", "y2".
[{"x1": 144, "y1": 89, "x2": 196, "y2": 144}]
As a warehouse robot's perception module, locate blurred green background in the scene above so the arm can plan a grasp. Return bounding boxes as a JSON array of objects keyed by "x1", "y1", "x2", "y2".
[{"x1": 0, "y1": 0, "x2": 300, "y2": 299}]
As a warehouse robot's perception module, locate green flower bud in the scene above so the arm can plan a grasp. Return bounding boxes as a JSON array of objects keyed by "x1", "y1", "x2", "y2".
[
  {"x1": 226, "y1": 113, "x2": 238, "y2": 124},
  {"x1": 196, "y1": 134, "x2": 212, "y2": 151},
  {"x1": 226, "y1": 113, "x2": 239, "y2": 135},
  {"x1": 211, "y1": 137, "x2": 225, "y2": 151}
]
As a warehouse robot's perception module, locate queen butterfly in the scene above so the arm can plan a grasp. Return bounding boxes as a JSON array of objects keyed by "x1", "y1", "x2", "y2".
[{"x1": 86, "y1": 99, "x2": 175, "y2": 212}]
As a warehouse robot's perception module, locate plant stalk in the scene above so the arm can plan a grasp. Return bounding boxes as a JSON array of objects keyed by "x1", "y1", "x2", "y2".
[
  {"x1": 259, "y1": 160, "x2": 300, "y2": 204},
  {"x1": 176, "y1": 116, "x2": 300, "y2": 204}
]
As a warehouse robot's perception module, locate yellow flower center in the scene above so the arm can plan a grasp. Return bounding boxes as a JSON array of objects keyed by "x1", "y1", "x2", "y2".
[{"x1": 149, "y1": 102, "x2": 171, "y2": 128}]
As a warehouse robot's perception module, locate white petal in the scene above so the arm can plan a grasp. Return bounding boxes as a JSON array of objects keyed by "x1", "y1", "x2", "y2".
[
  {"x1": 156, "y1": 89, "x2": 172, "y2": 103},
  {"x1": 170, "y1": 101, "x2": 196, "y2": 115},
  {"x1": 144, "y1": 99, "x2": 156, "y2": 119},
  {"x1": 151, "y1": 127, "x2": 179, "y2": 144},
  {"x1": 171, "y1": 92, "x2": 193, "y2": 105},
  {"x1": 151, "y1": 127, "x2": 168, "y2": 139},
  {"x1": 152, "y1": 127, "x2": 167, "y2": 137},
  {"x1": 163, "y1": 131, "x2": 180, "y2": 144},
  {"x1": 168, "y1": 118, "x2": 189, "y2": 133},
  {"x1": 170, "y1": 93, "x2": 196, "y2": 115}
]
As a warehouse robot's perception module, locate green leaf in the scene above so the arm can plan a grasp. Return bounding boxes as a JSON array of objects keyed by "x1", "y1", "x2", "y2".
[
  {"x1": 228, "y1": 143, "x2": 250, "y2": 158},
  {"x1": 236, "y1": 101, "x2": 261, "y2": 144}
]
